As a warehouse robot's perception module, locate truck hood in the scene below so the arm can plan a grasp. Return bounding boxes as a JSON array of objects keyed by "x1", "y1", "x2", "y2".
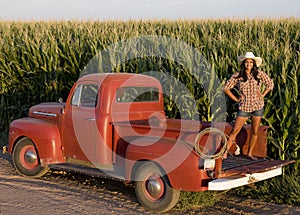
[{"x1": 29, "y1": 102, "x2": 65, "y2": 124}]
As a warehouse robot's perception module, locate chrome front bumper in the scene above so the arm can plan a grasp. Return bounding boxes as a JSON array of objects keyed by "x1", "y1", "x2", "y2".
[{"x1": 2, "y1": 145, "x2": 8, "y2": 154}]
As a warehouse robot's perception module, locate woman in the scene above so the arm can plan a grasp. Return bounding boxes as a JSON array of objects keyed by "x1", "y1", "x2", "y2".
[{"x1": 223, "y1": 52, "x2": 274, "y2": 160}]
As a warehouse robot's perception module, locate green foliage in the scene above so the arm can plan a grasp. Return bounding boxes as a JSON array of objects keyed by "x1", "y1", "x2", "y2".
[
  {"x1": 0, "y1": 131, "x2": 8, "y2": 148},
  {"x1": 175, "y1": 191, "x2": 221, "y2": 211}
]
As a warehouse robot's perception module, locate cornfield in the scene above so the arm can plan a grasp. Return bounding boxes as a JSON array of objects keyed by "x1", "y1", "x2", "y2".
[{"x1": 0, "y1": 19, "x2": 299, "y2": 174}]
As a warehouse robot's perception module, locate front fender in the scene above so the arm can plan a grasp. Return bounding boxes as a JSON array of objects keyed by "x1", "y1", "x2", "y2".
[
  {"x1": 124, "y1": 137, "x2": 209, "y2": 191},
  {"x1": 9, "y1": 118, "x2": 64, "y2": 166}
]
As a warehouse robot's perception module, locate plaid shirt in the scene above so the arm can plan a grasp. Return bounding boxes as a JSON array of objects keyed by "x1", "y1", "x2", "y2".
[{"x1": 223, "y1": 70, "x2": 274, "y2": 112}]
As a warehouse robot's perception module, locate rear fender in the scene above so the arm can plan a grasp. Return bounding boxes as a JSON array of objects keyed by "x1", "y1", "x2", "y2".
[
  {"x1": 124, "y1": 138, "x2": 207, "y2": 191},
  {"x1": 9, "y1": 118, "x2": 64, "y2": 166}
]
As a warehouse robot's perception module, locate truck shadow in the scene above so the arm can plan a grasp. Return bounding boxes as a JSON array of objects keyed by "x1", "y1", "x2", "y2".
[
  {"x1": 49, "y1": 168, "x2": 138, "y2": 202},
  {"x1": 0, "y1": 153, "x2": 149, "y2": 214}
]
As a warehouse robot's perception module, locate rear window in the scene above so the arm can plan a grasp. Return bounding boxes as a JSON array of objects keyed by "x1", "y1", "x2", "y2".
[{"x1": 116, "y1": 87, "x2": 159, "y2": 103}]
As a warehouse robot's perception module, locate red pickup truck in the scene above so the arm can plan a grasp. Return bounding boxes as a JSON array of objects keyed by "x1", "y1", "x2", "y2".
[{"x1": 4, "y1": 73, "x2": 293, "y2": 212}]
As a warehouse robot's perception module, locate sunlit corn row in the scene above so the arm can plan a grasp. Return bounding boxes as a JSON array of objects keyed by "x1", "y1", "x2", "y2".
[{"x1": 0, "y1": 19, "x2": 299, "y2": 168}]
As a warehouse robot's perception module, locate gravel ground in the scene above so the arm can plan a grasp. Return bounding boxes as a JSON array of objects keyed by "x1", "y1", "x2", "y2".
[{"x1": 0, "y1": 153, "x2": 299, "y2": 215}]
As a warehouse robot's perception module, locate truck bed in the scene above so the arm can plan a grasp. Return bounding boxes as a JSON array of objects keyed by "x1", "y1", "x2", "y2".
[
  {"x1": 220, "y1": 155, "x2": 294, "y2": 177},
  {"x1": 222, "y1": 155, "x2": 266, "y2": 170}
]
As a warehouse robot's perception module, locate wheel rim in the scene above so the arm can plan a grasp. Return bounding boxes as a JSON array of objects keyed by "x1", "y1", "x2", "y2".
[
  {"x1": 19, "y1": 145, "x2": 38, "y2": 170},
  {"x1": 143, "y1": 173, "x2": 164, "y2": 201}
]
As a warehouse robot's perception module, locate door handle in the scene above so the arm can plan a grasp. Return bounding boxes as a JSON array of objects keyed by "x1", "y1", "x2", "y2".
[{"x1": 84, "y1": 118, "x2": 96, "y2": 121}]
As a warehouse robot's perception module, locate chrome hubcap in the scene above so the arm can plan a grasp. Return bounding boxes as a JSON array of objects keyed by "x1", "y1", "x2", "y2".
[
  {"x1": 24, "y1": 150, "x2": 37, "y2": 164},
  {"x1": 146, "y1": 179, "x2": 162, "y2": 197}
]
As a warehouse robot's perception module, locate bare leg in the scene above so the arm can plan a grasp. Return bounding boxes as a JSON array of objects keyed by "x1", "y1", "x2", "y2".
[
  {"x1": 247, "y1": 115, "x2": 262, "y2": 159},
  {"x1": 228, "y1": 116, "x2": 248, "y2": 148},
  {"x1": 224, "y1": 116, "x2": 248, "y2": 158}
]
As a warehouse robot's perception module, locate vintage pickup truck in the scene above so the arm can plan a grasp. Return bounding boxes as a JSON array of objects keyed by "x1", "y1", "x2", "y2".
[{"x1": 4, "y1": 73, "x2": 293, "y2": 212}]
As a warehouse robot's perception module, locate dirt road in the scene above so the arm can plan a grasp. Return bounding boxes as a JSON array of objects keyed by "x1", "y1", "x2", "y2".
[{"x1": 0, "y1": 153, "x2": 299, "y2": 215}]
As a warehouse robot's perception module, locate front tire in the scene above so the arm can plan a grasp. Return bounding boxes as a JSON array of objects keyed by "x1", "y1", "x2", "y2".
[
  {"x1": 134, "y1": 162, "x2": 180, "y2": 213},
  {"x1": 13, "y1": 137, "x2": 49, "y2": 178}
]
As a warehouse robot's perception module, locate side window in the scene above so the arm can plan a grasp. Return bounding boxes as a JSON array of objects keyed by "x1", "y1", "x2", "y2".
[
  {"x1": 71, "y1": 85, "x2": 81, "y2": 106},
  {"x1": 116, "y1": 87, "x2": 159, "y2": 103},
  {"x1": 71, "y1": 84, "x2": 98, "y2": 107}
]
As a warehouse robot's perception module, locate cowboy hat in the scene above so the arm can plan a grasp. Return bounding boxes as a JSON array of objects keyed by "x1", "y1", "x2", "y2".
[{"x1": 238, "y1": 52, "x2": 262, "y2": 67}]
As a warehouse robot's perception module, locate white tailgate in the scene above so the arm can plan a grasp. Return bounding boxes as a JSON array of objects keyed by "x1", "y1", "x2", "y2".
[{"x1": 208, "y1": 167, "x2": 282, "y2": 191}]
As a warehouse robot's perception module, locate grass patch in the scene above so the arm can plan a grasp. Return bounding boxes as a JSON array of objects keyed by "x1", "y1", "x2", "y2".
[{"x1": 175, "y1": 190, "x2": 223, "y2": 211}]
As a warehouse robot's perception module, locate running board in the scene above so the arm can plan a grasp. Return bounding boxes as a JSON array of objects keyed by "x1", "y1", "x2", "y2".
[
  {"x1": 208, "y1": 167, "x2": 282, "y2": 190},
  {"x1": 49, "y1": 163, "x2": 125, "y2": 181}
]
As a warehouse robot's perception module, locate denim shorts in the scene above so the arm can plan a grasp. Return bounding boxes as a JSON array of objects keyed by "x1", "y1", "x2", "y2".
[{"x1": 238, "y1": 108, "x2": 264, "y2": 117}]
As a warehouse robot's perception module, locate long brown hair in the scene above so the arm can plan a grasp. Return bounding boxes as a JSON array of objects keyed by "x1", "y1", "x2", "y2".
[{"x1": 236, "y1": 59, "x2": 260, "y2": 85}]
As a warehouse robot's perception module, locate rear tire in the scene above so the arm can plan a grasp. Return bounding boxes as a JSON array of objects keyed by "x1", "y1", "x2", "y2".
[
  {"x1": 134, "y1": 162, "x2": 180, "y2": 213},
  {"x1": 13, "y1": 137, "x2": 49, "y2": 178}
]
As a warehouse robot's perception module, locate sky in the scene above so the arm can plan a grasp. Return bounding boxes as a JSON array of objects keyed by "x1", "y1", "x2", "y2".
[{"x1": 0, "y1": 0, "x2": 299, "y2": 20}]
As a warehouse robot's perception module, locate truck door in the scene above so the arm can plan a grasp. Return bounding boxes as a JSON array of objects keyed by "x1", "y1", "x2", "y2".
[{"x1": 63, "y1": 83, "x2": 99, "y2": 164}]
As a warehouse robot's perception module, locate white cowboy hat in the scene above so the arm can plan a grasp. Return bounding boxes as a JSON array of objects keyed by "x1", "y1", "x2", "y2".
[{"x1": 238, "y1": 52, "x2": 262, "y2": 67}]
